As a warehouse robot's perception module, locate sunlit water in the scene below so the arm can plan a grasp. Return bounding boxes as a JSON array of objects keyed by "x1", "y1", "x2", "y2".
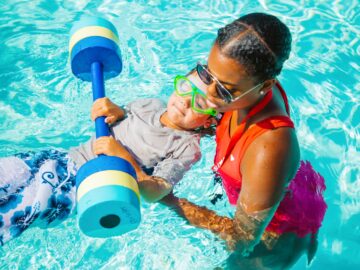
[{"x1": 0, "y1": 0, "x2": 359, "y2": 269}]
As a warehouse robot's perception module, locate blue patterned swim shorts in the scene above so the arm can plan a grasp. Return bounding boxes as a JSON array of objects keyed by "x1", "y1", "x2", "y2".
[{"x1": 0, "y1": 149, "x2": 77, "y2": 246}]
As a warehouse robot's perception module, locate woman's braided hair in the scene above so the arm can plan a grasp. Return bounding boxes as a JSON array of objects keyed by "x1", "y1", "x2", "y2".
[{"x1": 216, "y1": 13, "x2": 292, "y2": 82}]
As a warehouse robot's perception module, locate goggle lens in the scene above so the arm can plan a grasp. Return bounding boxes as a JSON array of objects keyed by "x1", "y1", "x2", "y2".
[
  {"x1": 192, "y1": 92, "x2": 208, "y2": 111},
  {"x1": 175, "y1": 76, "x2": 193, "y2": 96}
]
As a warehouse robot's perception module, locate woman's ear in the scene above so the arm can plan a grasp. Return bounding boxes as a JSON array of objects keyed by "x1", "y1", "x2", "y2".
[
  {"x1": 203, "y1": 117, "x2": 218, "y2": 128},
  {"x1": 259, "y1": 78, "x2": 276, "y2": 95}
]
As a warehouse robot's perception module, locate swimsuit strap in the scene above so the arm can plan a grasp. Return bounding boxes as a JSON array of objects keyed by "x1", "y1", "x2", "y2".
[{"x1": 275, "y1": 81, "x2": 291, "y2": 115}]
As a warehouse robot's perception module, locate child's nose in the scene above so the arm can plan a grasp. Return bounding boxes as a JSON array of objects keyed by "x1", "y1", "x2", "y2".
[{"x1": 180, "y1": 97, "x2": 191, "y2": 108}]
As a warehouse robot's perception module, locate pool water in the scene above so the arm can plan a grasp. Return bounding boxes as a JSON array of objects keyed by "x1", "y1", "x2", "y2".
[{"x1": 0, "y1": 0, "x2": 359, "y2": 269}]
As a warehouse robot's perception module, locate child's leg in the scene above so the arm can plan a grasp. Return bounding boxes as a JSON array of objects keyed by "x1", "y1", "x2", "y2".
[{"x1": 0, "y1": 150, "x2": 76, "y2": 246}]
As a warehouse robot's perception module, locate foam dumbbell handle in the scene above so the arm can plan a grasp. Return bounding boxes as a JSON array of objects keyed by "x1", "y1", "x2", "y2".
[{"x1": 91, "y1": 61, "x2": 110, "y2": 138}]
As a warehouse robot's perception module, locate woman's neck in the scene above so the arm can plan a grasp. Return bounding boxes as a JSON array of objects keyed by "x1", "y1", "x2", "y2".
[
  {"x1": 230, "y1": 86, "x2": 287, "y2": 134},
  {"x1": 232, "y1": 95, "x2": 265, "y2": 127}
]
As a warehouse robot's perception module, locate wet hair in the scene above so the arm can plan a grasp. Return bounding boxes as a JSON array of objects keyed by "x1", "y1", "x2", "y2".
[
  {"x1": 216, "y1": 13, "x2": 292, "y2": 82},
  {"x1": 194, "y1": 115, "x2": 218, "y2": 136}
]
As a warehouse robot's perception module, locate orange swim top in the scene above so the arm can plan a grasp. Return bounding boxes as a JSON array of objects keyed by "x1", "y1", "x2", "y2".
[{"x1": 213, "y1": 82, "x2": 327, "y2": 237}]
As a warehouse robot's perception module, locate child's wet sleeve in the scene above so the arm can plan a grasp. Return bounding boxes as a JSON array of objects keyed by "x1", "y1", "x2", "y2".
[
  {"x1": 151, "y1": 138, "x2": 201, "y2": 186},
  {"x1": 68, "y1": 136, "x2": 96, "y2": 168}
]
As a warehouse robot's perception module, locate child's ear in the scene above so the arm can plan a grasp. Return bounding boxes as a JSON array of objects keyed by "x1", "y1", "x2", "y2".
[{"x1": 203, "y1": 117, "x2": 218, "y2": 128}]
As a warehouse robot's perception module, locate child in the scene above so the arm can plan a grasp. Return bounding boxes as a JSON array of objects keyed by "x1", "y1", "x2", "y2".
[{"x1": 0, "y1": 78, "x2": 217, "y2": 246}]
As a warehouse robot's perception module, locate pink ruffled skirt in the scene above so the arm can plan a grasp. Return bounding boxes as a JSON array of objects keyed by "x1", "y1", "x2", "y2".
[{"x1": 266, "y1": 161, "x2": 327, "y2": 237}]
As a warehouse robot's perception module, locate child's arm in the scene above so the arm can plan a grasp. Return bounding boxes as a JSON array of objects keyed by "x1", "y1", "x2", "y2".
[
  {"x1": 91, "y1": 97, "x2": 125, "y2": 124},
  {"x1": 93, "y1": 136, "x2": 172, "y2": 202}
]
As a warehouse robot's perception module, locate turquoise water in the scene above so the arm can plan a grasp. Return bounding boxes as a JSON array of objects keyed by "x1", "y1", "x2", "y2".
[{"x1": 0, "y1": 0, "x2": 359, "y2": 269}]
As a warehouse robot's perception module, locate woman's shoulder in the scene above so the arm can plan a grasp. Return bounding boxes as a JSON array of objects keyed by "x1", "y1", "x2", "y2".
[
  {"x1": 248, "y1": 126, "x2": 299, "y2": 160},
  {"x1": 242, "y1": 127, "x2": 300, "y2": 181}
]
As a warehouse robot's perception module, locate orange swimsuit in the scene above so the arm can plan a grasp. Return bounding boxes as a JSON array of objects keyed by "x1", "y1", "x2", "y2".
[{"x1": 213, "y1": 82, "x2": 327, "y2": 237}]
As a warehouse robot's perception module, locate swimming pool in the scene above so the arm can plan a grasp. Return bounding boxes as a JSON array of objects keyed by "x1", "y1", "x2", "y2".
[{"x1": 0, "y1": 0, "x2": 359, "y2": 269}]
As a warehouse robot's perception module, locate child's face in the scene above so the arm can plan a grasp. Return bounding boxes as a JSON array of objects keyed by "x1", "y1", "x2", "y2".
[{"x1": 166, "y1": 92, "x2": 212, "y2": 130}]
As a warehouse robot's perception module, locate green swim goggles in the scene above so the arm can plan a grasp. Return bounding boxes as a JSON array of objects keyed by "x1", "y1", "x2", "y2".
[{"x1": 174, "y1": 75, "x2": 218, "y2": 117}]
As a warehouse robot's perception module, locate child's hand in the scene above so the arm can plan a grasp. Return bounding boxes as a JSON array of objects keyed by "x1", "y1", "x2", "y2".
[
  {"x1": 93, "y1": 136, "x2": 146, "y2": 181},
  {"x1": 91, "y1": 97, "x2": 125, "y2": 124},
  {"x1": 93, "y1": 136, "x2": 130, "y2": 158}
]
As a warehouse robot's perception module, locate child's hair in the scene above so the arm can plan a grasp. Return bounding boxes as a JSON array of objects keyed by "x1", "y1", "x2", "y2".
[
  {"x1": 216, "y1": 13, "x2": 292, "y2": 82},
  {"x1": 196, "y1": 125, "x2": 217, "y2": 137}
]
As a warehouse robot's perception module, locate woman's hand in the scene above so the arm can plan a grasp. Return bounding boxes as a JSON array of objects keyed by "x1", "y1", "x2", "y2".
[
  {"x1": 93, "y1": 136, "x2": 130, "y2": 158},
  {"x1": 91, "y1": 97, "x2": 125, "y2": 124}
]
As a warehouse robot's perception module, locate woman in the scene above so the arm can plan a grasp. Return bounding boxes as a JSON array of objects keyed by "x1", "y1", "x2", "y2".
[{"x1": 162, "y1": 12, "x2": 327, "y2": 269}]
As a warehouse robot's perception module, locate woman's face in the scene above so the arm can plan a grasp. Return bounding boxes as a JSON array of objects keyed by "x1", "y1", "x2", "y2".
[{"x1": 203, "y1": 43, "x2": 268, "y2": 112}]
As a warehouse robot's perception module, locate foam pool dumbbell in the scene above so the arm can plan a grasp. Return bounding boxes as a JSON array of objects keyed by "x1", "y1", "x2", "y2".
[{"x1": 69, "y1": 17, "x2": 141, "y2": 238}]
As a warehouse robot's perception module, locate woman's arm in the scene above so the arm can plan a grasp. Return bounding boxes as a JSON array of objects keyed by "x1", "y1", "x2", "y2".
[
  {"x1": 161, "y1": 193, "x2": 276, "y2": 251},
  {"x1": 161, "y1": 127, "x2": 300, "y2": 253},
  {"x1": 232, "y1": 127, "x2": 299, "y2": 253},
  {"x1": 161, "y1": 193, "x2": 234, "y2": 234}
]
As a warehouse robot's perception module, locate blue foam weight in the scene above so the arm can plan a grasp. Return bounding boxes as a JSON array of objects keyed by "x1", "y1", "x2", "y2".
[
  {"x1": 70, "y1": 16, "x2": 119, "y2": 39},
  {"x1": 69, "y1": 17, "x2": 141, "y2": 238},
  {"x1": 76, "y1": 155, "x2": 137, "y2": 188},
  {"x1": 77, "y1": 185, "x2": 141, "y2": 237},
  {"x1": 71, "y1": 36, "x2": 122, "y2": 81}
]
